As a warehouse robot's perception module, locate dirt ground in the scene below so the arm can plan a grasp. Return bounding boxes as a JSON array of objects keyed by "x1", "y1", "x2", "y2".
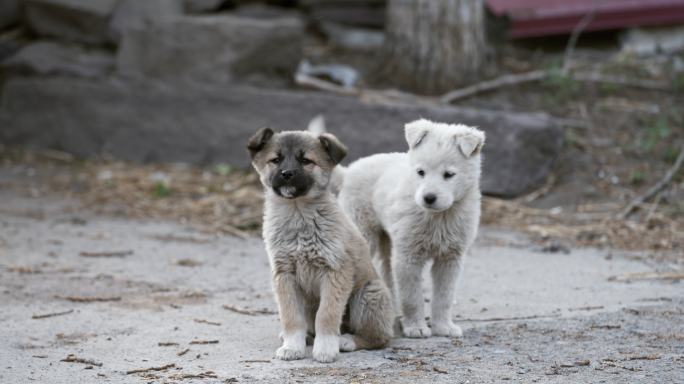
[{"x1": 1, "y1": 159, "x2": 683, "y2": 384}]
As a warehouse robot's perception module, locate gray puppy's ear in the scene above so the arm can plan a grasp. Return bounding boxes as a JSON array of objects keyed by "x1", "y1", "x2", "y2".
[
  {"x1": 319, "y1": 133, "x2": 348, "y2": 165},
  {"x1": 404, "y1": 119, "x2": 431, "y2": 149},
  {"x1": 457, "y1": 129, "x2": 485, "y2": 157},
  {"x1": 247, "y1": 127, "x2": 274, "y2": 159}
]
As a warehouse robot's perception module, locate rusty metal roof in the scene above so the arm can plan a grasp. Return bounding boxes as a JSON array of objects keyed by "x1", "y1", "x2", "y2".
[{"x1": 485, "y1": 0, "x2": 684, "y2": 38}]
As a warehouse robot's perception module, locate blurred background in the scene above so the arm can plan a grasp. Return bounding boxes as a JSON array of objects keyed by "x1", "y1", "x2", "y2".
[{"x1": 0, "y1": 0, "x2": 683, "y2": 260}]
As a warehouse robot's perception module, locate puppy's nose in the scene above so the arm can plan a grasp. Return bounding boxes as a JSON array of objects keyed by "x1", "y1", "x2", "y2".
[
  {"x1": 424, "y1": 194, "x2": 437, "y2": 205},
  {"x1": 281, "y1": 170, "x2": 294, "y2": 180}
]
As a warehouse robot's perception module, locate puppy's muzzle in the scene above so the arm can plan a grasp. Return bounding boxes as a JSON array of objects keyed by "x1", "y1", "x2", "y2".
[
  {"x1": 281, "y1": 170, "x2": 294, "y2": 180},
  {"x1": 423, "y1": 194, "x2": 437, "y2": 205}
]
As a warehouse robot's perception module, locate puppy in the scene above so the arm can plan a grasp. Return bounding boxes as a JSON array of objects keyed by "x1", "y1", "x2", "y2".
[
  {"x1": 332, "y1": 119, "x2": 484, "y2": 338},
  {"x1": 247, "y1": 127, "x2": 394, "y2": 363}
]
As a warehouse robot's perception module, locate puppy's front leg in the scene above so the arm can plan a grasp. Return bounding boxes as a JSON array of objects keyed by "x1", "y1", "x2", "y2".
[
  {"x1": 273, "y1": 272, "x2": 307, "y2": 361},
  {"x1": 430, "y1": 256, "x2": 463, "y2": 337},
  {"x1": 394, "y1": 253, "x2": 430, "y2": 338},
  {"x1": 313, "y1": 269, "x2": 351, "y2": 363}
]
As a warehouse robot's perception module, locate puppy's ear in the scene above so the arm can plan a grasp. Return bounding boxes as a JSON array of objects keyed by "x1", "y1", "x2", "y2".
[
  {"x1": 404, "y1": 119, "x2": 431, "y2": 149},
  {"x1": 319, "y1": 133, "x2": 348, "y2": 165},
  {"x1": 457, "y1": 129, "x2": 485, "y2": 157},
  {"x1": 247, "y1": 127, "x2": 274, "y2": 159}
]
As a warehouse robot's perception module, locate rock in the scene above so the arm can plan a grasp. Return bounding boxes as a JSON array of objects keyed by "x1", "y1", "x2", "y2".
[
  {"x1": 24, "y1": 0, "x2": 120, "y2": 45},
  {"x1": 232, "y1": 3, "x2": 300, "y2": 19},
  {"x1": 116, "y1": 15, "x2": 304, "y2": 82},
  {"x1": 383, "y1": 354, "x2": 397, "y2": 360},
  {"x1": 301, "y1": 0, "x2": 386, "y2": 28},
  {"x1": 108, "y1": 0, "x2": 184, "y2": 44},
  {"x1": 183, "y1": 0, "x2": 223, "y2": 13},
  {"x1": 0, "y1": 78, "x2": 562, "y2": 197},
  {"x1": 241, "y1": 372, "x2": 253, "y2": 379},
  {"x1": 620, "y1": 24, "x2": 684, "y2": 57},
  {"x1": 2, "y1": 41, "x2": 114, "y2": 78},
  {"x1": 0, "y1": 0, "x2": 20, "y2": 30}
]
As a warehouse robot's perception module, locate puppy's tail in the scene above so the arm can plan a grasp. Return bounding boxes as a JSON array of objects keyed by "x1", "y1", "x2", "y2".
[
  {"x1": 308, "y1": 114, "x2": 346, "y2": 188},
  {"x1": 307, "y1": 114, "x2": 326, "y2": 136},
  {"x1": 331, "y1": 165, "x2": 347, "y2": 189}
]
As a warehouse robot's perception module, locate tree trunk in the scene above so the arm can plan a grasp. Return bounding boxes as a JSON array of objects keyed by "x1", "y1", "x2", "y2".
[{"x1": 383, "y1": 0, "x2": 485, "y2": 95}]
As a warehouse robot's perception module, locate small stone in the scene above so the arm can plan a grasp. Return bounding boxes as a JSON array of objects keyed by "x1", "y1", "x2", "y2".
[
  {"x1": 242, "y1": 372, "x2": 253, "y2": 379},
  {"x1": 518, "y1": 369, "x2": 525, "y2": 374},
  {"x1": 383, "y1": 354, "x2": 397, "y2": 360}
]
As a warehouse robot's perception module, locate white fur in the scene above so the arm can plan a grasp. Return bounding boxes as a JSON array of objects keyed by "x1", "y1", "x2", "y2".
[
  {"x1": 277, "y1": 329, "x2": 307, "y2": 360},
  {"x1": 313, "y1": 334, "x2": 339, "y2": 363},
  {"x1": 333, "y1": 119, "x2": 484, "y2": 338}
]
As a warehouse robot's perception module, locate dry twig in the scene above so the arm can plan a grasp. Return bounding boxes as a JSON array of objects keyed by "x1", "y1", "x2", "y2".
[
  {"x1": 79, "y1": 250, "x2": 133, "y2": 257},
  {"x1": 562, "y1": 0, "x2": 605, "y2": 74},
  {"x1": 126, "y1": 363, "x2": 175, "y2": 374},
  {"x1": 60, "y1": 355, "x2": 103, "y2": 366},
  {"x1": 177, "y1": 348, "x2": 190, "y2": 356},
  {"x1": 569, "y1": 306, "x2": 604, "y2": 311},
  {"x1": 607, "y1": 272, "x2": 684, "y2": 281},
  {"x1": 66, "y1": 297, "x2": 121, "y2": 303},
  {"x1": 189, "y1": 340, "x2": 218, "y2": 345},
  {"x1": 620, "y1": 141, "x2": 684, "y2": 218},
  {"x1": 32, "y1": 309, "x2": 74, "y2": 319},
  {"x1": 223, "y1": 304, "x2": 256, "y2": 316},
  {"x1": 241, "y1": 360, "x2": 270, "y2": 363},
  {"x1": 158, "y1": 342, "x2": 179, "y2": 346},
  {"x1": 433, "y1": 366, "x2": 449, "y2": 374},
  {"x1": 194, "y1": 318, "x2": 221, "y2": 326}
]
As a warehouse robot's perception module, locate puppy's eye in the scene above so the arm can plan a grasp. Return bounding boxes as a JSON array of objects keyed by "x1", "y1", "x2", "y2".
[
  {"x1": 444, "y1": 172, "x2": 455, "y2": 179},
  {"x1": 270, "y1": 157, "x2": 281, "y2": 164},
  {"x1": 417, "y1": 170, "x2": 425, "y2": 177},
  {"x1": 301, "y1": 158, "x2": 313, "y2": 165}
]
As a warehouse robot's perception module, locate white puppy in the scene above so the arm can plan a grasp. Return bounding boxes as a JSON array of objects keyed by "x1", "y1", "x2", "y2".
[{"x1": 332, "y1": 118, "x2": 484, "y2": 338}]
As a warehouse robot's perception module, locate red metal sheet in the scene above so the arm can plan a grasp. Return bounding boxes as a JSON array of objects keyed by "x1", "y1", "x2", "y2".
[{"x1": 485, "y1": 0, "x2": 684, "y2": 38}]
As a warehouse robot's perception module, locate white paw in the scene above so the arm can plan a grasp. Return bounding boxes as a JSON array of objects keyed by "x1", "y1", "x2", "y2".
[
  {"x1": 276, "y1": 346, "x2": 305, "y2": 361},
  {"x1": 403, "y1": 325, "x2": 431, "y2": 338},
  {"x1": 400, "y1": 317, "x2": 431, "y2": 338},
  {"x1": 313, "y1": 334, "x2": 338, "y2": 363},
  {"x1": 339, "y1": 334, "x2": 356, "y2": 352},
  {"x1": 432, "y1": 322, "x2": 463, "y2": 338}
]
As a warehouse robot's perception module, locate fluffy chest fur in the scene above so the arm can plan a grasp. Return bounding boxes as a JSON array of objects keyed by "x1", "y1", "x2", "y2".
[
  {"x1": 378, "y1": 173, "x2": 481, "y2": 259},
  {"x1": 263, "y1": 194, "x2": 348, "y2": 280}
]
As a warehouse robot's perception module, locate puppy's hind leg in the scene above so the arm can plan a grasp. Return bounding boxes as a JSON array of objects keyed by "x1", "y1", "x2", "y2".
[
  {"x1": 430, "y1": 256, "x2": 464, "y2": 338},
  {"x1": 394, "y1": 252, "x2": 430, "y2": 338},
  {"x1": 273, "y1": 273, "x2": 308, "y2": 361},
  {"x1": 377, "y1": 231, "x2": 398, "y2": 313},
  {"x1": 341, "y1": 279, "x2": 394, "y2": 351}
]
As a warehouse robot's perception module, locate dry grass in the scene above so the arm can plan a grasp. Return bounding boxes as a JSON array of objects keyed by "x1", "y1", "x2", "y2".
[{"x1": 2, "y1": 148, "x2": 683, "y2": 255}]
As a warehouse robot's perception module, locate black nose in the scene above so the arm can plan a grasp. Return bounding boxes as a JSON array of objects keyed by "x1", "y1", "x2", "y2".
[
  {"x1": 281, "y1": 170, "x2": 294, "y2": 180},
  {"x1": 424, "y1": 194, "x2": 437, "y2": 205}
]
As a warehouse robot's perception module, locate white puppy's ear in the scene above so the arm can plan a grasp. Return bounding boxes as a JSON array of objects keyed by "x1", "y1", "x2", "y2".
[
  {"x1": 405, "y1": 119, "x2": 431, "y2": 149},
  {"x1": 457, "y1": 129, "x2": 485, "y2": 157}
]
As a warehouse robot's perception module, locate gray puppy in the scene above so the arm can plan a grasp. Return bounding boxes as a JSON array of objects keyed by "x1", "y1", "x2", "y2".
[{"x1": 247, "y1": 127, "x2": 394, "y2": 363}]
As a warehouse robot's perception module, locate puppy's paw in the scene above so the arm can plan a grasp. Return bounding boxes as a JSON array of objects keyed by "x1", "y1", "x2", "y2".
[
  {"x1": 403, "y1": 325, "x2": 432, "y2": 338},
  {"x1": 313, "y1": 334, "x2": 338, "y2": 363},
  {"x1": 339, "y1": 334, "x2": 356, "y2": 352},
  {"x1": 400, "y1": 317, "x2": 431, "y2": 338},
  {"x1": 276, "y1": 346, "x2": 305, "y2": 361},
  {"x1": 432, "y1": 322, "x2": 463, "y2": 338}
]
